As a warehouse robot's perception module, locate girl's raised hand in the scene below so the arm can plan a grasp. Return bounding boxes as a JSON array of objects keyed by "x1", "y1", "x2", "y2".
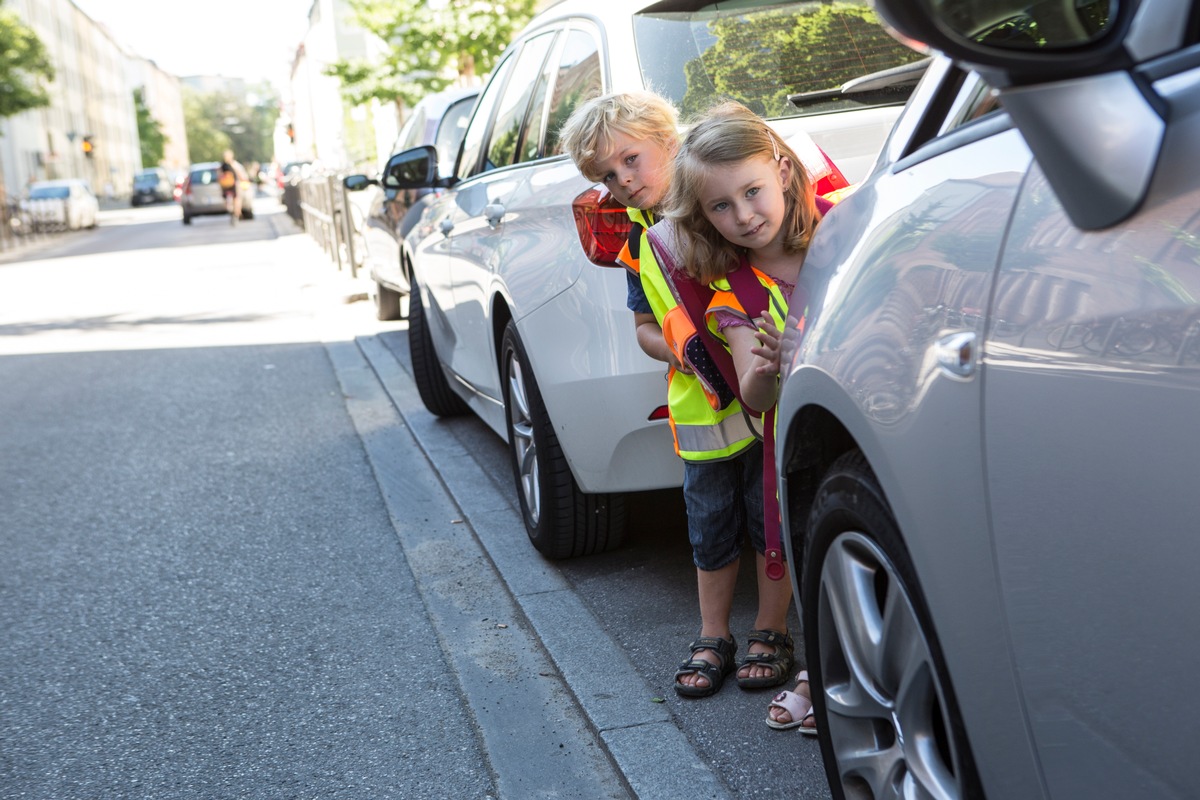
[{"x1": 750, "y1": 317, "x2": 783, "y2": 376}]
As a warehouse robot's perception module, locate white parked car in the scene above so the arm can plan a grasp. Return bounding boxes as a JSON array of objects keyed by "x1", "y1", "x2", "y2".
[
  {"x1": 395, "y1": 0, "x2": 924, "y2": 558},
  {"x1": 21, "y1": 179, "x2": 99, "y2": 231}
]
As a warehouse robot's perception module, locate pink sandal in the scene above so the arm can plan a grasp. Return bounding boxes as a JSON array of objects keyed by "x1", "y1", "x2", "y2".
[{"x1": 765, "y1": 670, "x2": 818, "y2": 734}]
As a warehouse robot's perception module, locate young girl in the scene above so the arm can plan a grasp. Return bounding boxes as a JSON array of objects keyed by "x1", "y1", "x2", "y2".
[{"x1": 664, "y1": 101, "x2": 826, "y2": 731}]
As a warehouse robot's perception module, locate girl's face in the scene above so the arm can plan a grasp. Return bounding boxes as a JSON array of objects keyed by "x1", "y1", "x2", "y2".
[
  {"x1": 593, "y1": 130, "x2": 673, "y2": 210},
  {"x1": 697, "y1": 154, "x2": 792, "y2": 253}
]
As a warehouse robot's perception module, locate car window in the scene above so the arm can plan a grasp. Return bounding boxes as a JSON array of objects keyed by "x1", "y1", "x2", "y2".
[
  {"x1": 633, "y1": 0, "x2": 924, "y2": 118},
  {"x1": 457, "y1": 53, "x2": 518, "y2": 181},
  {"x1": 544, "y1": 26, "x2": 603, "y2": 158},
  {"x1": 484, "y1": 31, "x2": 557, "y2": 173},
  {"x1": 30, "y1": 186, "x2": 69, "y2": 199},
  {"x1": 516, "y1": 42, "x2": 555, "y2": 165},
  {"x1": 434, "y1": 95, "x2": 476, "y2": 170},
  {"x1": 940, "y1": 73, "x2": 1001, "y2": 134}
]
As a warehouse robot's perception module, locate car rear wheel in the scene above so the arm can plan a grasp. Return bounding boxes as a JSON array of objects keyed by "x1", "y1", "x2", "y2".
[
  {"x1": 408, "y1": 282, "x2": 469, "y2": 417},
  {"x1": 803, "y1": 451, "x2": 981, "y2": 800},
  {"x1": 500, "y1": 322, "x2": 626, "y2": 559}
]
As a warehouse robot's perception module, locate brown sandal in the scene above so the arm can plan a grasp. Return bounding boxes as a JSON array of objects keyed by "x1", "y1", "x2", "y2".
[
  {"x1": 673, "y1": 636, "x2": 737, "y2": 698},
  {"x1": 736, "y1": 629, "x2": 795, "y2": 690}
]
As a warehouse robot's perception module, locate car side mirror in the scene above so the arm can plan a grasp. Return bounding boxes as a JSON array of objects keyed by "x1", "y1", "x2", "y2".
[
  {"x1": 343, "y1": 174, "x2": 377, "y2": 192},
  {"x1": 871, "y1": 0, "x2": 1167, "y2": 230},
  {"x1": 383, "y1": 146, "x2": 439, "y2": 191}
]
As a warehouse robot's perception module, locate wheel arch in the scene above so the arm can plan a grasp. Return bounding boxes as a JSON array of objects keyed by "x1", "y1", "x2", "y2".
[
  {"x1": 778, "y1": 367, "x2": 891, "y2": 573},
  {"x1": 490, "y1": 293, "x2": 514, "y2": 383}
]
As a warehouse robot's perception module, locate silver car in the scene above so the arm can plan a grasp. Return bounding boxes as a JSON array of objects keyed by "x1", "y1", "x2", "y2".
[
  {"x1": 180, "y1": 162, "x2": 254, "y2": 224},
  {"x1": 776, "y1": 0, "x2": 1200, "y2": 797},
  {"x1": 394, "y1": 0, "x2": 924, "y2": 559}
]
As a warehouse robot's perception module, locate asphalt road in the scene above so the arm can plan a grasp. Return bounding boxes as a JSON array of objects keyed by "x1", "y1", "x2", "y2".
[{"x1": 0, "y1": 199, "x2": 830, "y2": 798}]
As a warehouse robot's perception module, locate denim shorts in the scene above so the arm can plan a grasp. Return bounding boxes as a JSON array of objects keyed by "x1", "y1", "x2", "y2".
[{"x1": 683, "y1": 441, "x2": 765, "y2": 571}]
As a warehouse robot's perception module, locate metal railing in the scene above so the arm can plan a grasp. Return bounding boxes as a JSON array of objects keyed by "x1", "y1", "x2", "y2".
[
  {"x1": 0, "y1": 199, "x2": 68, "y2": 252},
  {"x1": 288, "y1": 171, "x2": 363, "y2": 279}
]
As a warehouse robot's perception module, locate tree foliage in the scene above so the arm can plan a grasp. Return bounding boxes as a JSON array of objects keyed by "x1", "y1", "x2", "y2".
[
  {"x1": 679, "y1": 3, "x2": 924, "y2": 118},
  {"x1": 0, "y1": 0, "x2": 55, "y2": 120},
  {"x1": 327, "y1": 0, "x2": 538, "y2": 111},
  {"x1": 134, "y1": 88, "x2": 167, "y2": 167},
  {"x1": 183, "y1": 85, "x2": 279, "y2": 165}
]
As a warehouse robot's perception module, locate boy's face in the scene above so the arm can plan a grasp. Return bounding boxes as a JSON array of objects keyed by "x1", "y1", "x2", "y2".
[{"x1": 593, "y1": 130, "x2": 673, "y2": 210}]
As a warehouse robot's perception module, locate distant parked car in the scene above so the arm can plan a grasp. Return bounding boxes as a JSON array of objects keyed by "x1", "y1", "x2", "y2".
[
  {"x1": 391, "y1": 0, "x2": 922, "y2": 559},
  {"x1": 21, "y1": 179, "x2": 99, "y2": 230},
  {"x1": 774, "y1": 0, "x2": 1200, "y2": 797},
  {"x1": 277, "y1": 161, "x2": 312, "y2": 191},
  {"x1": 180, "y1": 162, "x2": 254, "y2": 224},
  {"x1": 342, "y1": 86, "x2": 479, "y2": 320},
  {"x1": 131, "y1": 168, "x2": 173, "y2": 206}
]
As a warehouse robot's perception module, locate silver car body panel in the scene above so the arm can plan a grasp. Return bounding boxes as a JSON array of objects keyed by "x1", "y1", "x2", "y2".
[{"x1": 779, "y1": 48, "x2": 1200, "y2": 798}]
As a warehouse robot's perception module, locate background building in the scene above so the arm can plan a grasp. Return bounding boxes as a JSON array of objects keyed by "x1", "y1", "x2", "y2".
[
  {"x1": 0, "y1": 0, "x2": 189, "y2": 200},
  {"x1": 282, "y1": 0, "x2": 398, "y2": 173}
]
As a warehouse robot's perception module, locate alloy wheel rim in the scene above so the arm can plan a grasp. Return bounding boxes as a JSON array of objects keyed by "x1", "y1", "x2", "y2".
[
  {"x1": 506, "y1": 354, "x2": 540, "y2": 525},
  {"x1": 818, "y1": 531, "x2": 962, "y2": 800}
]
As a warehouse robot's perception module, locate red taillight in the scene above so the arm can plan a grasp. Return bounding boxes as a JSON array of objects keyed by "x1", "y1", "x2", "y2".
[
  {"x1": 648, "y1": 405, "x2": 670, "y2": 421},
  {"x1": 813, "y1": 149, "x2": 850, "y2": 198},
  {"x1": 572, "y1": 185, "x2": 631, "y2": 267}
]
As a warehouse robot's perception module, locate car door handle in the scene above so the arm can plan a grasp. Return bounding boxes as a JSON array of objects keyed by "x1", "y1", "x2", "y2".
[
  {"x1": 439, "y1": 217, "x2": 454, "y2": 236},
  {"x1": 936, "y1": 331, "x2": 977, "y2": 379},
  {"x1": 484, "y1": 203, "x2": 505, "y2": 228}
]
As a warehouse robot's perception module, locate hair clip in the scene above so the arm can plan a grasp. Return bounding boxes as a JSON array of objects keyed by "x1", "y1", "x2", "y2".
[{"x1": 769, "y1": 133, "x2": 781, "y2": 162}]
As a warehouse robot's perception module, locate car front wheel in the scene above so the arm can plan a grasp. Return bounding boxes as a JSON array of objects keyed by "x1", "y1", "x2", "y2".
[
  {"x1": 803, "y1": 451, "x2": 981, "y2": 800},
  {"x1": 500, "y1": 322, "x2": 626, "y2": 559}
]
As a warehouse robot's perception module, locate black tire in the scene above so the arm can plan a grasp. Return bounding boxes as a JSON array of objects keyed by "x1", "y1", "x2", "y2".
[
  {"x1": 802, "y1": 451, "x2": 982, "y2": 800},
  {"x1": 373, "y1": 281, "x2": 403, "y2": 321},
  {"x1": 408, "y1": 283, "x2": 469, "y2": 417},
  {"x1": 500, "y1": 321, "x2": 626, "y2": 559}
]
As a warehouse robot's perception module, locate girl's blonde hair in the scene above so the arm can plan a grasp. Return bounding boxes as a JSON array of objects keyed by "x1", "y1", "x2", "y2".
[
  {"x1": 558, "y1": 90, "x2": 679, "y2": 183},
  {"x1": 665, "y1": 102, "x2": 819, "y2": 285}
]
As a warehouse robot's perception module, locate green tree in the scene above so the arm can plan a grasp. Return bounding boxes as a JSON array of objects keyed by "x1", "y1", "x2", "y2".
[
  {"x1": 183, "y1": 88, "x2": 230, "y2": 162},
  {"x1": 0, "y1": 0, "x2": 55, "y2": 120},
  {"x1": 183, "y1": 84, "x2": 278, "y2": 164},
  {"x1": 326, "y1": 0, "x2": 538, "y2": 112},
  {"x1": 134, "y1": 88, "x2": 167, "y2": 167},
  {"x1": 680, "y1": 3, "x2": 924, "y2": 118}
]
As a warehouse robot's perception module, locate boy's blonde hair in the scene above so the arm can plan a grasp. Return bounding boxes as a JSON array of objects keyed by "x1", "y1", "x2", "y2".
[
  {"x1": 558, "y1": 90, "x2": 679, "y2": 183},
  {"x1": 664, "y1": 102, "x2": 819, "y2": 285}
]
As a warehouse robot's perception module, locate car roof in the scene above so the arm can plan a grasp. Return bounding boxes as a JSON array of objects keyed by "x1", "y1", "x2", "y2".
[{"x1": 413, "y1": 85, "x2": 480, "y2": 115}]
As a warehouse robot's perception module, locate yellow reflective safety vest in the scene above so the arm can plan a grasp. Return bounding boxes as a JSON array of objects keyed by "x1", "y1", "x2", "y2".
[{"x1": 617, "y1": 208, "x2": 756, "y2": 462}]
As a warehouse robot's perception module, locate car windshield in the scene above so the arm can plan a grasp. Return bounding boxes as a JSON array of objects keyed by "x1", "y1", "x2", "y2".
[
  {"x1": 634, "y1": 0, "x2": 925, "y2": 118},
  {"x1": 134, "y1": 173, "x2": 160, "y2": 187},
  {"x1": 29, "y1": 186, "x2": 70, "y2": 199}
]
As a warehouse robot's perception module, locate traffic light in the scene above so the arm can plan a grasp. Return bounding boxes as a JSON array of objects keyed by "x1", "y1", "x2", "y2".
[
  {"x1": 286, "y1": 124, "x2": 295, "y2": 143},
  {"x1": 82, "y1": 136, "x2": 94, "y2": 158}
]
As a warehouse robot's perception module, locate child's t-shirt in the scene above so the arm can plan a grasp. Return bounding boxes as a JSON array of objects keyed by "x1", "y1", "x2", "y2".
[{"x1": 712, "y1": 278, "x2": 794, "y2": 333}]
